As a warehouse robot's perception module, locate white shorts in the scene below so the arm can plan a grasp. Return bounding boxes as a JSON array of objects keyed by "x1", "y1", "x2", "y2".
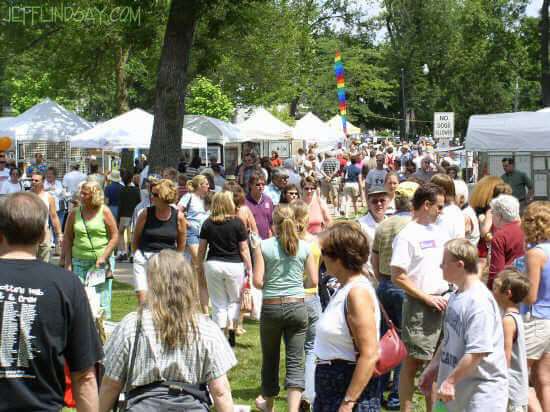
[
  {"x1": 133, "y1": 250, "x2": 156, "y2": 292},
  {"x1": 523, "y1": 314, "x2": 550, "y2": 360}
]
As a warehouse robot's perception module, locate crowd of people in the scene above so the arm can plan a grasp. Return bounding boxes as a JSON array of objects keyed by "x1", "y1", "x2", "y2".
[{"x1": 0, "y1": 138, "x2": 548, "y2": 412}]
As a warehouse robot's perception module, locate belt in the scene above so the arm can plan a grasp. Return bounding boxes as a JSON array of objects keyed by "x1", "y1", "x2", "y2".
[
  {"x1": 316, "y1": 359, "x2": 356, "y2": 366},
  {"x1": 379, "y1": 273, "x2": 391, "y2": 279},
  {"x1": 263, "y1": 297, "x2": 304, "y2": 304}
]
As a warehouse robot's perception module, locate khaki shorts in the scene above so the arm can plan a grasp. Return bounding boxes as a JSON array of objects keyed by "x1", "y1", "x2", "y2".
[
  {"x1": 343, "y1": 182, "x2": 359, "y2": 198},
  {"x1": 321, "y1": 177, "x2": 340, "y2": 198},
  {"x1": 401, "y1": 294, "x2": 444, "y2": 360},
  {"x1": 119, "y1": 216, "x2": 131, "y2": 227},
  {"x1": 523, "y1": 315, "x2": 550, "y2": 360}
]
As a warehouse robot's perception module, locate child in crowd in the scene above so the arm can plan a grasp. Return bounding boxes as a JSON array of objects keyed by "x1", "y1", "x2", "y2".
[{"x1": 492, "y1": 267, "x2": 530, "y2": 412}]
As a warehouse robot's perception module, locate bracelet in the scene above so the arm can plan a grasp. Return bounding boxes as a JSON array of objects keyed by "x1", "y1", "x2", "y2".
[{"x1": 343, "y1": 396, "x2": 356, "y2": 404}]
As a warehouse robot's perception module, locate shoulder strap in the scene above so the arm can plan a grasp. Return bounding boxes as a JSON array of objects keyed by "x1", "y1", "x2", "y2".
[
  {"x1": 118, "y1": 309, "x2": 142, "y2": 411},
  {"x1": 80, "y1": 207, "x2": 97, "y2": 261}
]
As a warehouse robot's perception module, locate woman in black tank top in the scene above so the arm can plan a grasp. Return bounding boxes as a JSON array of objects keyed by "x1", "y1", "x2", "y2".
[{"x1": 132, "y1": 180, "x2": 187, "y2": 304}]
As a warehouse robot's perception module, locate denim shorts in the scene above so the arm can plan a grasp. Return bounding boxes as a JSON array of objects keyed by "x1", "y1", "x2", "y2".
[{"x1": 187, "y1": 226, "x2": 200, "y2": 246}]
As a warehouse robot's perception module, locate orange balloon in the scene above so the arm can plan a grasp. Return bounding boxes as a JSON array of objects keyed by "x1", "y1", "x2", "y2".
[{"x1": 0, "y1": 136, "x2": 12, "y2": 152}]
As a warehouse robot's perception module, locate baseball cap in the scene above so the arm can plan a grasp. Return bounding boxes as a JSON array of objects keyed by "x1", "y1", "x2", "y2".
[
  {"x1": 367, "y1": 186, "x2": 389, "y2": 197},
  {"x1": 395, "y1": 181, "x2": 419, "y2": 199}
]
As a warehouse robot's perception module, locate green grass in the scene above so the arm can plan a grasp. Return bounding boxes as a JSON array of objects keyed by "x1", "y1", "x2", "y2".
[{"x1": 66, "y1": 282, "x2": 427, "y2": 411}]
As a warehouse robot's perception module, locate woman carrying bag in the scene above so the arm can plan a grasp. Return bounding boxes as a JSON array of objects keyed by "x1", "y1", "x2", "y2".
[
  {"x1": 64, "y1": 180, "x2": 118, "y2": 320},
  {"x1": 99, "y1": 250, "x2": 236, "y2": 412}
]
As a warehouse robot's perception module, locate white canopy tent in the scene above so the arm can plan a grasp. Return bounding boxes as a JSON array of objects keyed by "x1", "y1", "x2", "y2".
[
  {"x1": 293, "y1": 112, "x2": 344, "y2": 152},
  {"x1": 326, "y1": 115, "x2": 361, "y2": 136},
  {"x1": 0, "y1": 98, "x2": 92, "y2": 144},
  {"x1": 184, "y1": 115, "x2": 245, "y2": 145},
  {"x1": 537, "y1": 107, "x2": 550, "y2": 113},
  {"x1": 237, "y1": 107, "x2": 293, "y2": 140},
  {"x1": 71, "y1": 108, "x2": 207, "y2": 150},
  {"x1": 465, "y1": 111, "x2": 550, "y2": 152}
]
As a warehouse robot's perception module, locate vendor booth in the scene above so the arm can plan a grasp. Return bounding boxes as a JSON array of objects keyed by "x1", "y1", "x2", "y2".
[
  {"x1": 465, "y1": 111, "x2": 550, "y2": 199},
  {"x1": 326, "y1": 114, "x2": 361, "y2": 138},
  {"x1": 0, "y1": 98, "x2": 92, "y2": 174},
  {"x1": 293, "y1": 112, "x2": 345, "y2": 152}
]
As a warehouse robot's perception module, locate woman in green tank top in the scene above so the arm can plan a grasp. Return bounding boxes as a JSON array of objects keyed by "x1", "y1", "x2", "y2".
[{"x1": 63, "y1": 181, "x2": 119, "y2": 319}]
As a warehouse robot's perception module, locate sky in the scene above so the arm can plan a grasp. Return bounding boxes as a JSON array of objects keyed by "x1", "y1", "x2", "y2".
[{"x1": 364, "y1": 0, "x2": 543, "y2": 18}]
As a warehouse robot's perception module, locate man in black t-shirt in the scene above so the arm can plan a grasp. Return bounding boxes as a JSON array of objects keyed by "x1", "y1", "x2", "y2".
[
  {"x1": 0, "y1": 192, "x2": 103, "y2": 412},
  {"x1": 117, "y1": 171, "x2": 142, "y2": 261}
]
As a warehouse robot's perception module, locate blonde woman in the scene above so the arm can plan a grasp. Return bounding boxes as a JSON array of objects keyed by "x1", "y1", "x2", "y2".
[
  {"x1": 64, "y1": 180, "x2": 118, "y2": 319},
  {"x1": 253, "y1": 205, "x2": 317, "y2": 412},
  {"x1": 290, "y1": 201, "x2": 322, "y2": 408},
  {"x1": 520, "y1": 202, "x2": 550, "y2": 412},
  {"x1": 99, "y1": 250, "x2": 236, "y2": 412},
  {"x1": 132, "y1": 179, "x2": 187, "y2": 305},
  {"x1": 197, "y1": 191, "x2": 252, "y2": 346},
  {"x1": 178, "y1": 174, "x2": 210, "y2": 312}
]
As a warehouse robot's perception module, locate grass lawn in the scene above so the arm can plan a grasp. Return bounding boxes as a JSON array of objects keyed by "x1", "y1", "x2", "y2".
[{"x1": 105, "y1": 281, "x2": 427, "y2": 411}]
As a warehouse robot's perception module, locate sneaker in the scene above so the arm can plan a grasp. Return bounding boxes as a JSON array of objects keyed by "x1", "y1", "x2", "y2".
[
  {"x1": 228, "y1": 330, "x2": 236, "y2": 347},
  {"x1": 299, "y1": 399, "x2": 312, "y2": 412},
  {"x1": 235, "y1": 327, "x2": 246, "y2": 336}
]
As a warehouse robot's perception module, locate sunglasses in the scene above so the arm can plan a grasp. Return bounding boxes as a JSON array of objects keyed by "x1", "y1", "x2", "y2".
[
  {"x1": 287, "y1": 191, "x2": 299, "y2": 196},
  {"x1": 255, "y1": 183, "x2": 265, "y2": 187},
  {"x1": 369, "y1": 198, "x2": 387, "y2": 204},
  {"x1": 304, "y1": 187, "x2": 316, "y2": 191},
  {"x1": 151, "y1": 192, "x2": 160, "y2": 198}
]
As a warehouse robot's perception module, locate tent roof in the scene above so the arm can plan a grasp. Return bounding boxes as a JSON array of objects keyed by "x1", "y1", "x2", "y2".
[
  {"x1": 465, "y1": 111, "x2": 550, "y2": 152},
  {"x1": 0, "y1": 98, "x2": 92, "y2": 142},
  {"x1": 293, "y1": 112, "x2": 344, "y2": 151},
  {"x1": 326, "y1": 115, "x2": 361, "y2": 135},
  {"x1": 237, "y1": 107, "x2": 293, "y2": 140},
  {"x1": 71, "y1": 108, "x2": 207, "y2": 150},
  {"x1": 184, "y1": 115, "x2": 245, "y2": 145}
]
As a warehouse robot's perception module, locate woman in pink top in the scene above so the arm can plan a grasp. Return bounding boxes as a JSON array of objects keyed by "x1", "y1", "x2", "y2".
[{"x1": 301, "y1": 176, "x2": 331, "y2": 235}]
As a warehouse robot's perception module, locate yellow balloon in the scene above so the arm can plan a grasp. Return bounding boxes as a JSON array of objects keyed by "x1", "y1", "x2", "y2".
[{"x1": 0, "y1": 136, "x2": 12, "y2": 152}]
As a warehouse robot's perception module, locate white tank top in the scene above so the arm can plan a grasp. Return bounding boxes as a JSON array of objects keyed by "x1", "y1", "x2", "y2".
[
  {"x1": 314, "y1": 276, "x2": 380, "y2": 362},
  {"x1": 38, "y1": 191, "x2": 51, "y2": 227}
]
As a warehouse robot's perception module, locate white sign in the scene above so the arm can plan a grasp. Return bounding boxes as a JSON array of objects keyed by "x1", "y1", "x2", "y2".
[{"x1": 434, "y1": 112, "x2": 454, "y2": 146}]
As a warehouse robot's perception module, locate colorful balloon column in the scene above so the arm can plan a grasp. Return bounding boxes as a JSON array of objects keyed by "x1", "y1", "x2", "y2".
[{"x1": 334, "y1": 51, "x2": 347, "y2": 137}]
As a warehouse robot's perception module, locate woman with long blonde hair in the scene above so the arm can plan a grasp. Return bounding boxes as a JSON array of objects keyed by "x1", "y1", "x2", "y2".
[
  {"x1": 197, "y1": 191, "x2": 252, "y2": 346},
  {"x1": 178, "y1": 174, "x2": 210, "y2": 312},
  {"x1": 99, "y1": 250, "x2": 236, "y2": 412},
  {"x1": 253, "y1": 205, "x2": 317, "y2": 412},
  {"x1": 290, "y1": 200, "x2": 323, "y2": 408}
]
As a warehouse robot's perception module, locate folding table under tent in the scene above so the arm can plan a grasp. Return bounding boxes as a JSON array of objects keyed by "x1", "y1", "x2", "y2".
[
  {"x1": 293, "y1": 112, "x2": 345, "y2": 152},
  {"x1": 0, "y1": 98, "x2": 93, "y2": 174}
]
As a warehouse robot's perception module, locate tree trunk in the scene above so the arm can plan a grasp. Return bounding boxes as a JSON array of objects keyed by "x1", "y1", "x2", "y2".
[
  {"x1": 114, "y1": 42, "x2": 133, "y2": 172},
  {"x1": 149, "y1": 0, "x2": 201, "y2": 171},
  {"x1": 542, "y1": 0, "x2": 550, "y2": 106},
  {"x1": 115, "y1": 43, "x2": 130, "y2": 115}
]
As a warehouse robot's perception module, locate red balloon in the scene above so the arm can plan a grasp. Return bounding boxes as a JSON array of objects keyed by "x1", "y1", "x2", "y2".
[{"x1": 0, "y1": 136, "x2": 12, "y2": 152}]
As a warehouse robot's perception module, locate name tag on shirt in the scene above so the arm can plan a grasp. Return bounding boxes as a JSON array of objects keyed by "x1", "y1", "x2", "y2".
[
  {"x1": 265, "y1": 203, "x2": 270, "y2": 209},
  {"x1": 419, "y1": 240, "x2": 436, "y2": 249}
]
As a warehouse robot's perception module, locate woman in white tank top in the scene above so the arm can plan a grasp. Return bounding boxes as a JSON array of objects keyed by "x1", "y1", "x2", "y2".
[{"x1": 314, "y1": 221, "x2": 381, "y2": 412}]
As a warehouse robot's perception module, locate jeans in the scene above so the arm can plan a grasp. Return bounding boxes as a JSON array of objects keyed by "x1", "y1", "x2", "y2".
[
  {"x1": 376, "y1": 277, "x2": 404, "y2": 402},
  {"x1": 304, "y1": 295, "x2": 322, "y2": 403},
  {"x1": 314, "y1": 361, "x2": 380, "y2": 412},
  {"x1": 260, "y1": 301, "x2": 307, "y2": 397}
]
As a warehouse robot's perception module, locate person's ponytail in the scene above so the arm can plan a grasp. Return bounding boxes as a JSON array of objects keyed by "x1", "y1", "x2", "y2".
[{"x1": 274, "y1": 205, "x2": 299, "y2": 256}]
